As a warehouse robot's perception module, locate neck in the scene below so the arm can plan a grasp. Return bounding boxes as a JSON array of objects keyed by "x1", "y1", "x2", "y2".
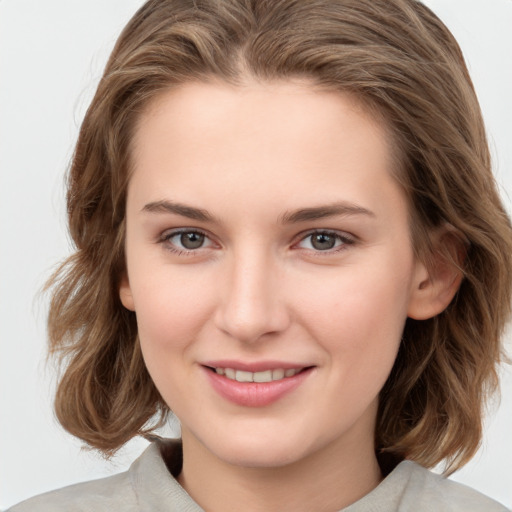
[{"x1": 177, "y1": 425, "x2": 382, "y2": 512}]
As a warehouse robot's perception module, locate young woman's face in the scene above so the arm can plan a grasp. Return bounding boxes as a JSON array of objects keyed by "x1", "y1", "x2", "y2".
[{"x1": 121, "y1": 80, "x2": 428, "y2": 469}]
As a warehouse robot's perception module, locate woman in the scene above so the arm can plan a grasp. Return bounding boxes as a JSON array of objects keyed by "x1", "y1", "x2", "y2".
[{"x1": 8, "y1": 0, "x2": 512, "y2": 510}]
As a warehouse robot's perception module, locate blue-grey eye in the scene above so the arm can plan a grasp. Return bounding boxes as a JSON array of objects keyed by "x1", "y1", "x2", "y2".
[
  {"x1": 178, "y1": 231, "x2": 205, "y2": 249},
  {"x1": 297, "y1": 231, "x2": 353, "y2": 252},
  {"x1": 162, "y1": 230, "x2": 212, "y2": 251},
  {"x1": 310, "y1": 233, "x2": 337, "y2": 250}
]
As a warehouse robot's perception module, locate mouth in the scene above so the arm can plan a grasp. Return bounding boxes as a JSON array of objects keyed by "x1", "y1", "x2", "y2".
[
  {"x1": 201, "y1": 363, "x2": 315, "y2": 407},
  {"x1": 204, "y1": 366, "x2": 310, "y2": 383}
]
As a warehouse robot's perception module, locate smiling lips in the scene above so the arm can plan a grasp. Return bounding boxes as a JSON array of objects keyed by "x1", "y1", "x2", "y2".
[{"x1": 203, "y1": 363, "x2": 313, "y2": 407}]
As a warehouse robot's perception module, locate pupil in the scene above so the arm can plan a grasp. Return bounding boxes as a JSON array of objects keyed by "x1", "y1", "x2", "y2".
[
  {"x1": 181, "y1": 232, "x2": 204, "y2": 249},
  {"x1": 312, "y1": 233, "x2": 335, "y2": 250}
]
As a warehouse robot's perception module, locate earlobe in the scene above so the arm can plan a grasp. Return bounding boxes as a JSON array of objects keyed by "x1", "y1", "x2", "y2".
[
  {"x1": 407, "y1": 226, "x2": 466, "y2": 320},
  {"x1": 119, "y1": 274, "x2": 135, "y2": 311}
]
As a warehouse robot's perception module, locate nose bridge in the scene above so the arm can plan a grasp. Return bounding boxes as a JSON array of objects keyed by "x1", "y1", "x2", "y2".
[{"x1": 214, "y1": 242, "x2": 289, "y2": 343}]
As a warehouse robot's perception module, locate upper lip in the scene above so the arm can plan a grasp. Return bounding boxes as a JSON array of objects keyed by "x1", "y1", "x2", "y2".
[{"x1": 201, "y1": 360, "x2": 313, "y2": 372}]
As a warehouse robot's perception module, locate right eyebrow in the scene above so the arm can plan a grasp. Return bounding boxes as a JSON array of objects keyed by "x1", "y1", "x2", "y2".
[
  {"x1": 278, "y1": 202, "x2": 375, "y2": 224},
  {"x1": 142, "y1": 200, "x2": 216, "y2": 222}
]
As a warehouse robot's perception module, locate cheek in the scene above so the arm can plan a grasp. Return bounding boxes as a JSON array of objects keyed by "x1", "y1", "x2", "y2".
[
  {"x1": 133, "y1": 270, "x2": 217, "y2": 364},
  {"x1": 296, "y1": 261, "x2": 412, "y2": 366},
  {"x1": 297, "y1": 268, "x2": 410, "y2": 421},
  {"x1": 132, "y1": 272, "x2": 218, "y2": 412}
]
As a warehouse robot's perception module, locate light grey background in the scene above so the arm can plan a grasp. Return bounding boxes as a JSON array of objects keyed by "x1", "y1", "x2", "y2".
[{"x1": 1, "y1": 0, "x2": 511, "y2": 509}]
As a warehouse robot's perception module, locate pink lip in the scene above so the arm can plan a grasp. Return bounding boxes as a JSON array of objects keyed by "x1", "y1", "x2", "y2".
[{"x1": 202, "y1": 364, "x2": 314, "y2": 408}]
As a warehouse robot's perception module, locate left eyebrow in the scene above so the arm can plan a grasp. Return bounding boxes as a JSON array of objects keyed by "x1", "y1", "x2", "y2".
[
  {"x1": 142, "y1": 200, "x2": 216, "y2": 222},
  {"x1": 278, "y1": 202, "x2": 375, "y2": 224}
]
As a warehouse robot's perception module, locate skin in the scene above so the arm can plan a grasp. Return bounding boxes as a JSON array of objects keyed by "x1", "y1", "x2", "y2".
[{"x1": 120, "y1": 79, "x2": 459, "y2": 512}]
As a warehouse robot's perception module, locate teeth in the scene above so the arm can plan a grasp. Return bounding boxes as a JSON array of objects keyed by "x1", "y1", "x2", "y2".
[
  {"x1": 214, "y1": 367, "x2": 302, "y2": 383},
  {"x1": 236, "y1": 370, "x2": 253, "y2": 382},
  {"x1": 272, "y1": 368, "x2": 285, "y2": 380},
  {"x1": 253, "y1": 370, "x2": 272, "y2": 383}
]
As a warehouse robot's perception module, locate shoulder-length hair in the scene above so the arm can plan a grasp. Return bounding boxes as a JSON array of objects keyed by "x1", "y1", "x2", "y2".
[{"x1": 47, "y1": 0, "x2": 512, "y2": 472}]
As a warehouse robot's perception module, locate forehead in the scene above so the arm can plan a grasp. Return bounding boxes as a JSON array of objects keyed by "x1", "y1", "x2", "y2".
[
  {"x1": 136, "y1": 78, "x2": 385, "y2": 139},
  {"x1": 128, "y1": 80, "x2": 406, "y2": 224}
]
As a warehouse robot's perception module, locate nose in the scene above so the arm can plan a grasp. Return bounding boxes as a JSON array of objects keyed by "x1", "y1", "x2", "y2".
[{"x1": 213, "y1": 248, "x2": 290, "y2": 344}]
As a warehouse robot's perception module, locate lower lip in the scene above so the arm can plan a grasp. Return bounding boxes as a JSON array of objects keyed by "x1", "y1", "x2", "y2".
[{"x1": 203, "y1": 367, "x2": 313, "y2": 407}]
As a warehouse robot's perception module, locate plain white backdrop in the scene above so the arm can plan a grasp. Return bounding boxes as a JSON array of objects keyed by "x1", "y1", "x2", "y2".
[{"x1": 1, "y1": 0, "x2": 511, "y2": 509}]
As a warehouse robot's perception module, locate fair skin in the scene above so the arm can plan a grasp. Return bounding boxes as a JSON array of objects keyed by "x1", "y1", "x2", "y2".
[{"x1": 120, "y1": 79, "x2": 459, "y2": 512}]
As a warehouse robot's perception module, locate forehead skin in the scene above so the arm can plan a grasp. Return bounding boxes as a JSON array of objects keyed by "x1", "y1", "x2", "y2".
[{"x1": 129, "y1": 79, "x2": 404, "y2": 232}]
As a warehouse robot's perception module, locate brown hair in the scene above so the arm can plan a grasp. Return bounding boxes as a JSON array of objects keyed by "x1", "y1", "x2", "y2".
[{"x1": 47, "y1": 0, "x2": 512, "y2": 472}]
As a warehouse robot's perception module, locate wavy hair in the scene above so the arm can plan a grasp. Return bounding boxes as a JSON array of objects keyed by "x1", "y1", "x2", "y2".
[{"x1": 46, "y1": 0, "x2": 512, "y2": 472}]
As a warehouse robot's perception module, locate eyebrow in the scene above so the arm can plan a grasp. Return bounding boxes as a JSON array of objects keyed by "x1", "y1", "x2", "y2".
[
  {"x1": 142, "y1": 200, "x2": 216, "y2": 222},
  {"x1": 142, "y1": 199, "x2": 375, "y2": 224},
  {"x1": 279, "y1": 202, "x2": 375, "y2": 223}
]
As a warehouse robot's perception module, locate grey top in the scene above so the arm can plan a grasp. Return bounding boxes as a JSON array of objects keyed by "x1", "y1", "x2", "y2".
[{"x1": 8, "y1": 438, "x2": 509, "y2": 512}]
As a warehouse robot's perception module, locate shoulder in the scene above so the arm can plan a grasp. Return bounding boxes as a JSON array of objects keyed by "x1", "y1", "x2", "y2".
[
  {"x1": 6, "y1": 471, "x2": 135, "y2": 512},
  {"x1": 344, "y1": 460, "x2": 509, "y2": 512},
  {"x1": 395, "y1": 461, "x2": 509, "y2": 512},
  {"x1": 6, "y1": 439, "x2": 197, "y2": 512}
]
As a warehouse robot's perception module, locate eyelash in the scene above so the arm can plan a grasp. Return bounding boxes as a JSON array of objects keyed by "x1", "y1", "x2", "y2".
[{"x1": 158, "y1": 228, "x2": 356, "y2": 256}]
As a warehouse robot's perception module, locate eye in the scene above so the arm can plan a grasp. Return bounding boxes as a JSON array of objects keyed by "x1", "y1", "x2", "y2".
[
  {"x1": 160, "y1": 229, "x2": 214, "y2": 254},
  {"x1": 296, "y1": 231, "x2": 355, "y2": 252}
]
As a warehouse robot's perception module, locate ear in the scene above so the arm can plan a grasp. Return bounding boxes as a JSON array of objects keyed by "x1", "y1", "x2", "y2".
[
  {"x1": 407, "y1": 225, "x2": 466, "y2": 320},
  {"x1": 119, "y1": 273, "x2": 135, "y2": 311}
]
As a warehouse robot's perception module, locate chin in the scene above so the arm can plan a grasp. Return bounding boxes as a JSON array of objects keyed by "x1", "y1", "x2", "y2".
[
  {"x1": 217, "y1": 445, "x2": 305, "y2": 469},
  {"x1": 197, "y1": 426, "x2": 317, "y2": 469}
]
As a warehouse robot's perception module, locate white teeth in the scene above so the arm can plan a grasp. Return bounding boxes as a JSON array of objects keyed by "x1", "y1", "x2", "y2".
[
  {"x1": 235, "y1": 370, "x2": 253, "y2": 383},
  {"x1": 253, "y1": 370, "x2": 272, "y2": 383},
  {"x1": 272, "y1": 368, "x2": 285, "y2": 380},
  {"x1": 214, "y1": 367, "x2": 303, "y2": 383}
]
